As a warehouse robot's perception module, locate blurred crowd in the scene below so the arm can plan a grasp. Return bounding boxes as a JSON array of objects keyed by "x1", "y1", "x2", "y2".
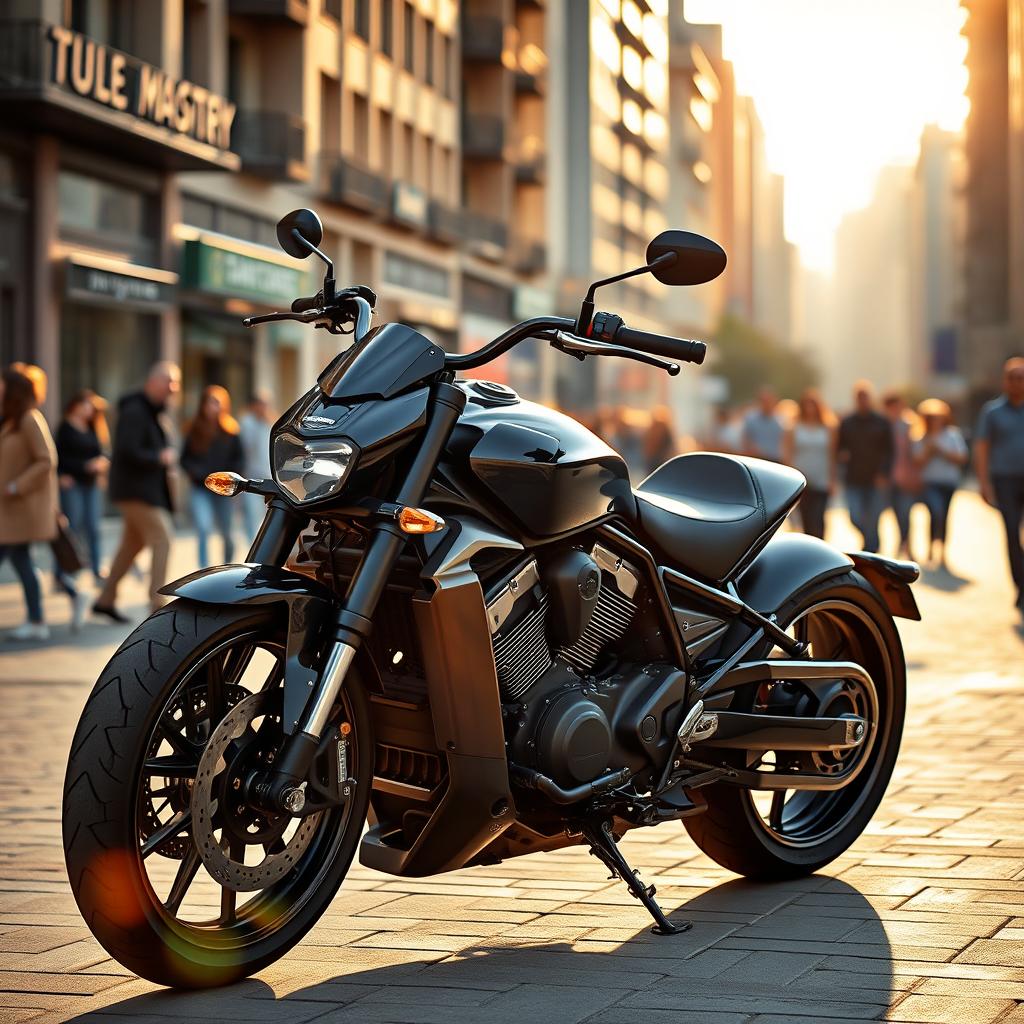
[{"x1": 0, "y1": 355, "x2": 1022, "y2": 641}]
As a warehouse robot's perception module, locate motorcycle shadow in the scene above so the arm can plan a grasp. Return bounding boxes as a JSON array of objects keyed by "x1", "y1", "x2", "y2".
[{"x1": 70, "y1": 877, "x2": 894, "y2": 1022}]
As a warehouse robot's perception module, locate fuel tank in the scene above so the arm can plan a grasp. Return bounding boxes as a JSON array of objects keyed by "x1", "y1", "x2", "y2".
[{"x1": 445, "y1": 381, "x2": 633, "y2": 537}]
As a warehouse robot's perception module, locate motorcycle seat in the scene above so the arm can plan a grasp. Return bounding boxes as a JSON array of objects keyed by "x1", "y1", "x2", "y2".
[{"x1": 633, "y1": 452, "x2": 806, "y2": 581}]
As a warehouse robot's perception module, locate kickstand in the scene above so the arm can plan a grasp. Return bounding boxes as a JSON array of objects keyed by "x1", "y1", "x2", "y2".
[{"x1": 582, "y1": 820, "x2": 691, "y2": 936}]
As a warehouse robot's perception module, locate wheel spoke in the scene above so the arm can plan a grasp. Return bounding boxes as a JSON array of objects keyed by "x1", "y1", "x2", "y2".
[
  {"x1": 141, "y1": 809, "x2": 193, "y2": 858},
  {"x1": 224, "y1": 643, "x2": 257, "y2": 687},
  {"x1": 206, "y1": 654, "x2": 226, "y2": 725},
  {"x1": 164, "y1": 847, "x2": 202, "y2": 915},
  {"x1": 769, "y1": 789, "x2": 787, "y2": 833},
  {"x1": 218, "y1": 840, "x2": 244, "y2": 925},
  {"x1": 143, "y1": 754, "x2": 199, "y2": 778}
]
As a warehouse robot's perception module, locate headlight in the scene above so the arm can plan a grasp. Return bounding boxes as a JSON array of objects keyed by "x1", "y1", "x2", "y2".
[{"x1": 273, "y1": 432, "x2": 355, "y2": 504}]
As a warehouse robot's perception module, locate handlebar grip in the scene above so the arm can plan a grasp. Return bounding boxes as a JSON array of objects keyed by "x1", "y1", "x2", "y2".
[
  {"x1": 291, "y1": 294, "x2": 321, "y2": 313},
  {"x1": 614, "y1": 325, "x2": 707, "y2": 365}
]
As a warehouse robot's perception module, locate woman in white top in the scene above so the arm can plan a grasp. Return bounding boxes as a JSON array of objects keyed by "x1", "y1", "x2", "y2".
[
  {"x1": 913, "y1": 398, "x2": 968, "y2": 570},
  {"x1": 783, "y1": 389, "x2": 837, "y2": 540}
]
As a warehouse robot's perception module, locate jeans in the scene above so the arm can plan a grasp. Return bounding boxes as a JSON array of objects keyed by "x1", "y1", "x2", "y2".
[
  {"x1": 241, "y1": 491, "x2": 265, "y2": 544},
  {"x1": 190, "y1": 487, "x2": 235, "y2": 567},
  {"x1": 887, "y1": 485, "x2": 915, "y2": 548},
  {"x1": 922, "y1": 483, "x2": 956, "y2": 546},
  {"x1": 992, "y1": 474, "x2": 1024, "y2": 599},
  {"x1": 796, "y1": 487, "x2": 829, "y2": 539},
  {"x1": 846, "y1": 483, "x2": 883, "y2": 553},
  {"x1": 0, "y1": 544, "x2": 43, "y2": 623},
  {"x1": 60, "y1": 482, "x2": 103, "y2": 578}
]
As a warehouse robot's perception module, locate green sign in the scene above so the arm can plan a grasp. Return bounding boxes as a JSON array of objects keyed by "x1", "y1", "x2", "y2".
[{"x1": 182, "y1": 239, "x2": 303, "y2": 306}]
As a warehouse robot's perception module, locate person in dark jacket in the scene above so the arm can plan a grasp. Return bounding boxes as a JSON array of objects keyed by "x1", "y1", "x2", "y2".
[
  {"x1": 55, "y1": 389, "x2": 109, "y2": 584},
  {"x1": 94, "y1": 362, "x2": 180, "y2": 622},
  {"x1": 181, "y1": 385, "x2": 243, "y2": 567},
  {"x1": 837, "y1": 381, "x2": 894, "y2": 554}
]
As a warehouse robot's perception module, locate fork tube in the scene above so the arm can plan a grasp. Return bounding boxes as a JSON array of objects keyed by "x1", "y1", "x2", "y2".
[{"x1": 247, "y1": 498, "x2": 306, "y2": 565}]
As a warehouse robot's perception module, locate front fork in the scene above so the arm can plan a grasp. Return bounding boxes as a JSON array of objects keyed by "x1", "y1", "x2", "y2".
[{"x1": 250, "y1": 381, "x2": 467, "y2": 814}]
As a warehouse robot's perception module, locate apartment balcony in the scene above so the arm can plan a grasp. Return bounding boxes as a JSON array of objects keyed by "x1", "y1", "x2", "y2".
[
  {"x1": 319, "y1": 153, "x2": 389, "y2": 216},
  {"x1": 228, "y1": 0, "x2": 308, "y2": 25},
  {"x1": 515, "y1": 152, "x2": 545, "y2": 185},
  {"x1": 427, "y1": 200, "x2": 463, "y2": 245},
  {"x1": 462, "y1": 113, "x2": 505, "y2": 160},
  {"x1": 462, "y1": 210, "x2": 507, "y2": 259},
  {"x1": 233, "y1": 111, "x2": 307, "y2": 181},
  {"x1": 461, "y1": 15, "x2": 505, "y2": 61},
  {"x1": 515, "y1": 42, "x2": 547, "y2": 94},
  {"x1": 511, "y1": 237, "x2": 546, "y2": 275}
]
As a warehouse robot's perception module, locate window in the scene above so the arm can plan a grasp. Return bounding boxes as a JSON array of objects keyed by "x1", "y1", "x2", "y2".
[
  {"x1": 403, "y1": 2, "x2": 415, "y2": 73},
  {"x1": 58, "y1": 168, "x2": 157, "y2": 262},
  {"x1": 381, "y1": 0, "x2": 393, "y2": 56},
  {"x1": 353, "y1": 93, "x2": 369, "y2": 153},
  {"x1": 425, "y1": 20, "x2": 434, "y2": 86},
  {"x1": 443, "y1": 35, "x2": 454, "y2": 98},
  {"x1": 227, "y1": 36, "x2": 244, "y2": 105},
  {"x1": 353, "y1": 0, "x2": 370, "y2": 40}
]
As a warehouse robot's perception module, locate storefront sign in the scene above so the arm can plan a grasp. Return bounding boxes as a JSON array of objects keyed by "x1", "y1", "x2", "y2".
[
  {"x1": 47, "y1": 25, "x2": 236, "y2": 150},
  {"x1": 66, "y1": 258, "x2": 177, "y2": 309},
  {"x1": 392, "y1": 183, "x2": 429, "y2": 229},
  {"x1": 183, "y1": 239, "x2": 303, "y2": 306}
]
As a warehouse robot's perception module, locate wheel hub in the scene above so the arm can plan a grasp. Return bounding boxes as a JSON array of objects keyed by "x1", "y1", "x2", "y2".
[{"x1": 191, "y1": 691, "x2": 321, "y2": 891}]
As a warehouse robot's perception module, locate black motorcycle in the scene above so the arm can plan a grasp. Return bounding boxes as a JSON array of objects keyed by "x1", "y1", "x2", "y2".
[{"x1": 63, "y1": 208, "x2": 918, "y2": 988}]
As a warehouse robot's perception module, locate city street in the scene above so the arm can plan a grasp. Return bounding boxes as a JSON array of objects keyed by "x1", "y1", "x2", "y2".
[{"x1": 1, "y1": 491, "x2": 1022, "y2": 1024}]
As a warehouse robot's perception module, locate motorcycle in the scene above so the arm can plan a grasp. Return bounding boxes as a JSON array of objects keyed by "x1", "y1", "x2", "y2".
[{"x1": 63, "y1": 208, "x2": 919, "y2": 988}]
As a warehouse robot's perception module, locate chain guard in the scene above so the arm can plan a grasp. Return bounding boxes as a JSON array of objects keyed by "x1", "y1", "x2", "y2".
[{"x1": 191, "y1": 690, "x2": 322, "y2": 892}]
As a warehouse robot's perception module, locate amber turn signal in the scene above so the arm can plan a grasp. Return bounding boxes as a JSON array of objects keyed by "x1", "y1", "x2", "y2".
[
  {"x1": 397, "y1": 506, "x2": 446, "y2": 534},
  {"x1": 205, "y1": 471, "x2": 246, "y2": 497}
]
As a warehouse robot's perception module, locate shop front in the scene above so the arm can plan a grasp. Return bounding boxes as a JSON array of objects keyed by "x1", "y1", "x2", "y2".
[{"x1": 179, "y1": 231, "x2": 309, "y2": 414}]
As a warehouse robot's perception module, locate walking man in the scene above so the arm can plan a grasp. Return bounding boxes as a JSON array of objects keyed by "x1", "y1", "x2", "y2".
[
  {"x1": 837, "y1": 381, "x2": 893, "y2": 554},
  {"x1": 741, "y1": 387, "x2": 784, "y2": 462},
  {"x1": 93, "y1": 362, "x2": 181, "y2": 622},
  {"x1": 974, "y1": 356, "x2": 1024, "y2": 612}
]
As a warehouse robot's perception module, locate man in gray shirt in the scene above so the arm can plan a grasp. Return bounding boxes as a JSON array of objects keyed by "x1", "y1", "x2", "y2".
[
  {"x1": 742, "y1": 388, "x2": 784, "y2": 462},
  {"x1": 975, "y1": 356, "x2": 1024, "y2": 611}
]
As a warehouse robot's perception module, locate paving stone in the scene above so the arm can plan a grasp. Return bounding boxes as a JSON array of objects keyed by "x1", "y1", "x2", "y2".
[{"x1": 884, "y1": 993, "x2": 1015, "y2": 1022}]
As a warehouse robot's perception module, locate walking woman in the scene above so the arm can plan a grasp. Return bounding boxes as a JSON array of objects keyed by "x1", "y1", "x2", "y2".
[
  {"x1": 181, "y1": 385, "x2": 244, "y2": 567},
  {"x1": 55, "y1": 390, "x2": 109, "y2": 585},
  {"x1": 0, "y1": 366, "x2": 73, "y2": 639},
  {"x1": 914, "y1": 398, "x2": 968, "y2": 570},
  {"x1": 783, "y1": 388, "x2": 838, "y2": 539}
]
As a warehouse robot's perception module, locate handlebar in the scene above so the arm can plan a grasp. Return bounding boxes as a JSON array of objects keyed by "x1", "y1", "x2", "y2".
[{"x1": 590, "y1": 312, "x2": 706, "y2": 366}]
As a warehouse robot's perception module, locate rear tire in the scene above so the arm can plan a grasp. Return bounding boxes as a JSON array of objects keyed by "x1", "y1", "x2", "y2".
[
  {"x1": 63, "y1": 599, "x2": 372, "y2": 987},
  {"x1": 684, "y1": 572, "x2": 905, "y2": 879}
]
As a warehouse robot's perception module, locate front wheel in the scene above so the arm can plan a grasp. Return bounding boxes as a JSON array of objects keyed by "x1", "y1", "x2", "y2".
[
  {"x1": 62, "y1": 600, "x2": 372, "y2": 988},
  {"x1": 684, "y1": 572, "x2": 905, "y2": 879}
]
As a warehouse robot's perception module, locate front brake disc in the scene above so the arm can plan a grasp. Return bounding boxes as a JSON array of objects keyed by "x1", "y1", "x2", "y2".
[{"x1": 191, "y1": 691, "x2": 321, "y2": 892}]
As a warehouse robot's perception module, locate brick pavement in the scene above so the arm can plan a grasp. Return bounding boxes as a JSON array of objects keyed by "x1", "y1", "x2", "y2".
[{"x1": 1, "y1": 492, "x2": 1023, "y2": 1023}]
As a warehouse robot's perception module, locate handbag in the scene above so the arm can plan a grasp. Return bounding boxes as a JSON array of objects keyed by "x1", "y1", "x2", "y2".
[{"x1": 51, "y1": 515, "x2": 87, "y2": 575}]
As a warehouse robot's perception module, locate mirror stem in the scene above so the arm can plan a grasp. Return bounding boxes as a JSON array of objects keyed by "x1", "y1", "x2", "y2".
[
  {"x1": 291, "y1": 228, "x2": 336, "y2": 302},
  {"x1": 574, "y1": 252, "x2": 678, "y2": 335}
]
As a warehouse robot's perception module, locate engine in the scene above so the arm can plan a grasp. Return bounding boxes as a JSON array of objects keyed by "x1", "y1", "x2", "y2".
[{"x1": 485, "y1": 544, "x2": 688, "y2": 794}]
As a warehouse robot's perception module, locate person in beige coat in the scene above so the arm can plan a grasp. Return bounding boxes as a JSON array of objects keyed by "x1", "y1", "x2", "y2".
[{"x1": 0, "y1": 366, "x2": 80, "y2": 640}]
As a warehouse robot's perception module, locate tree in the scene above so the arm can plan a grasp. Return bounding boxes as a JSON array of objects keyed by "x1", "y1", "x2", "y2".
[{"x1": 710, "y1": 314, "x2": 818, "y2": 404}]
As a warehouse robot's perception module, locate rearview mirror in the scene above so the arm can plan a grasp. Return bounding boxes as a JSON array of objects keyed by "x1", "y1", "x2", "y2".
[
  {"x1": 646, "y1": 230, "x2": 727, "y2": 286},
  {"x1": 276, "y1": 208, "x2": 324, "y2": 260}
]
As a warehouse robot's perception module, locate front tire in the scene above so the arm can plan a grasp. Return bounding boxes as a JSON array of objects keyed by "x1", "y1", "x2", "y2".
[
  {"x1": 62, "y1": 599, "x2": 372, "y2": 987},
  {"x1": 684, "y1": 572, "x2": 905, "y2": 879}
]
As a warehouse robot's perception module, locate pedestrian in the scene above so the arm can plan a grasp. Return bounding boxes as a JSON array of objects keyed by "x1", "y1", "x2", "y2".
[
  {"x1": 238, "y1": 389, "x2": 274, "y2": 539},
  {"x1": 913, "y1": 398, "x2": 968, "y2": 571},
  {"x1": 974, "y1": 356, "x2": 1024, "y2": 612},
  {"x1": 181, "y1": 385, "x2": 243, "y2": 568},
  {"x1": 882, "y1": 390, "x2": 921, "y2": 559},
  {"x1": 783, "y1": 388, "x2": 837, "y2": 540},
  {"x1": 643, "y1": 405, "x2": 677, "y2": 475},
  {"x1": 93, "y1": 362, "x2": 180, "y2": 622},
  {"x1": 55, "y1": 390, "x2": 109, "y2": 585},
  {"x1": 837, "y1": 381, "x2": 893, "y2": 554},
  {"x1": 0, "y1": 366, "x2": 88, "y2": 639},
  {"x1": 741, "y1": 387, "x2": 784, "y2": 462}
]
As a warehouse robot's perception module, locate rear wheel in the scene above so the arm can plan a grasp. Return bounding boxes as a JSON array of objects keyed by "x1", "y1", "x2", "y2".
[
  {"x1": 63, "y1": 600, "x2": 372, "y2": 988},
  {"x1": 684, "y1": 572, "x2": 905, "y2": 879}
]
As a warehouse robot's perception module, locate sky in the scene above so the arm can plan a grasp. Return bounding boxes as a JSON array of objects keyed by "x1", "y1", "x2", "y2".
[{"x1": 683, "y1": 0, "x2": 969, "y2": 271}]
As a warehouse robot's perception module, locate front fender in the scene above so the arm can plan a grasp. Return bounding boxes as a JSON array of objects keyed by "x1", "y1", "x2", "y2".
[{"x1": 160, "y1": 564, "x2": 338, "y2": 733}]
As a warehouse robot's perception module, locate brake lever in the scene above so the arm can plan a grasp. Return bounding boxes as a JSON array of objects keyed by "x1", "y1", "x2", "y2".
[
  {"x1": 548, "y1": 331, "x2": 680, "y2": 376},
  {"x1": 243, "y1": 309, "x2": 327, "y2": 328}
]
